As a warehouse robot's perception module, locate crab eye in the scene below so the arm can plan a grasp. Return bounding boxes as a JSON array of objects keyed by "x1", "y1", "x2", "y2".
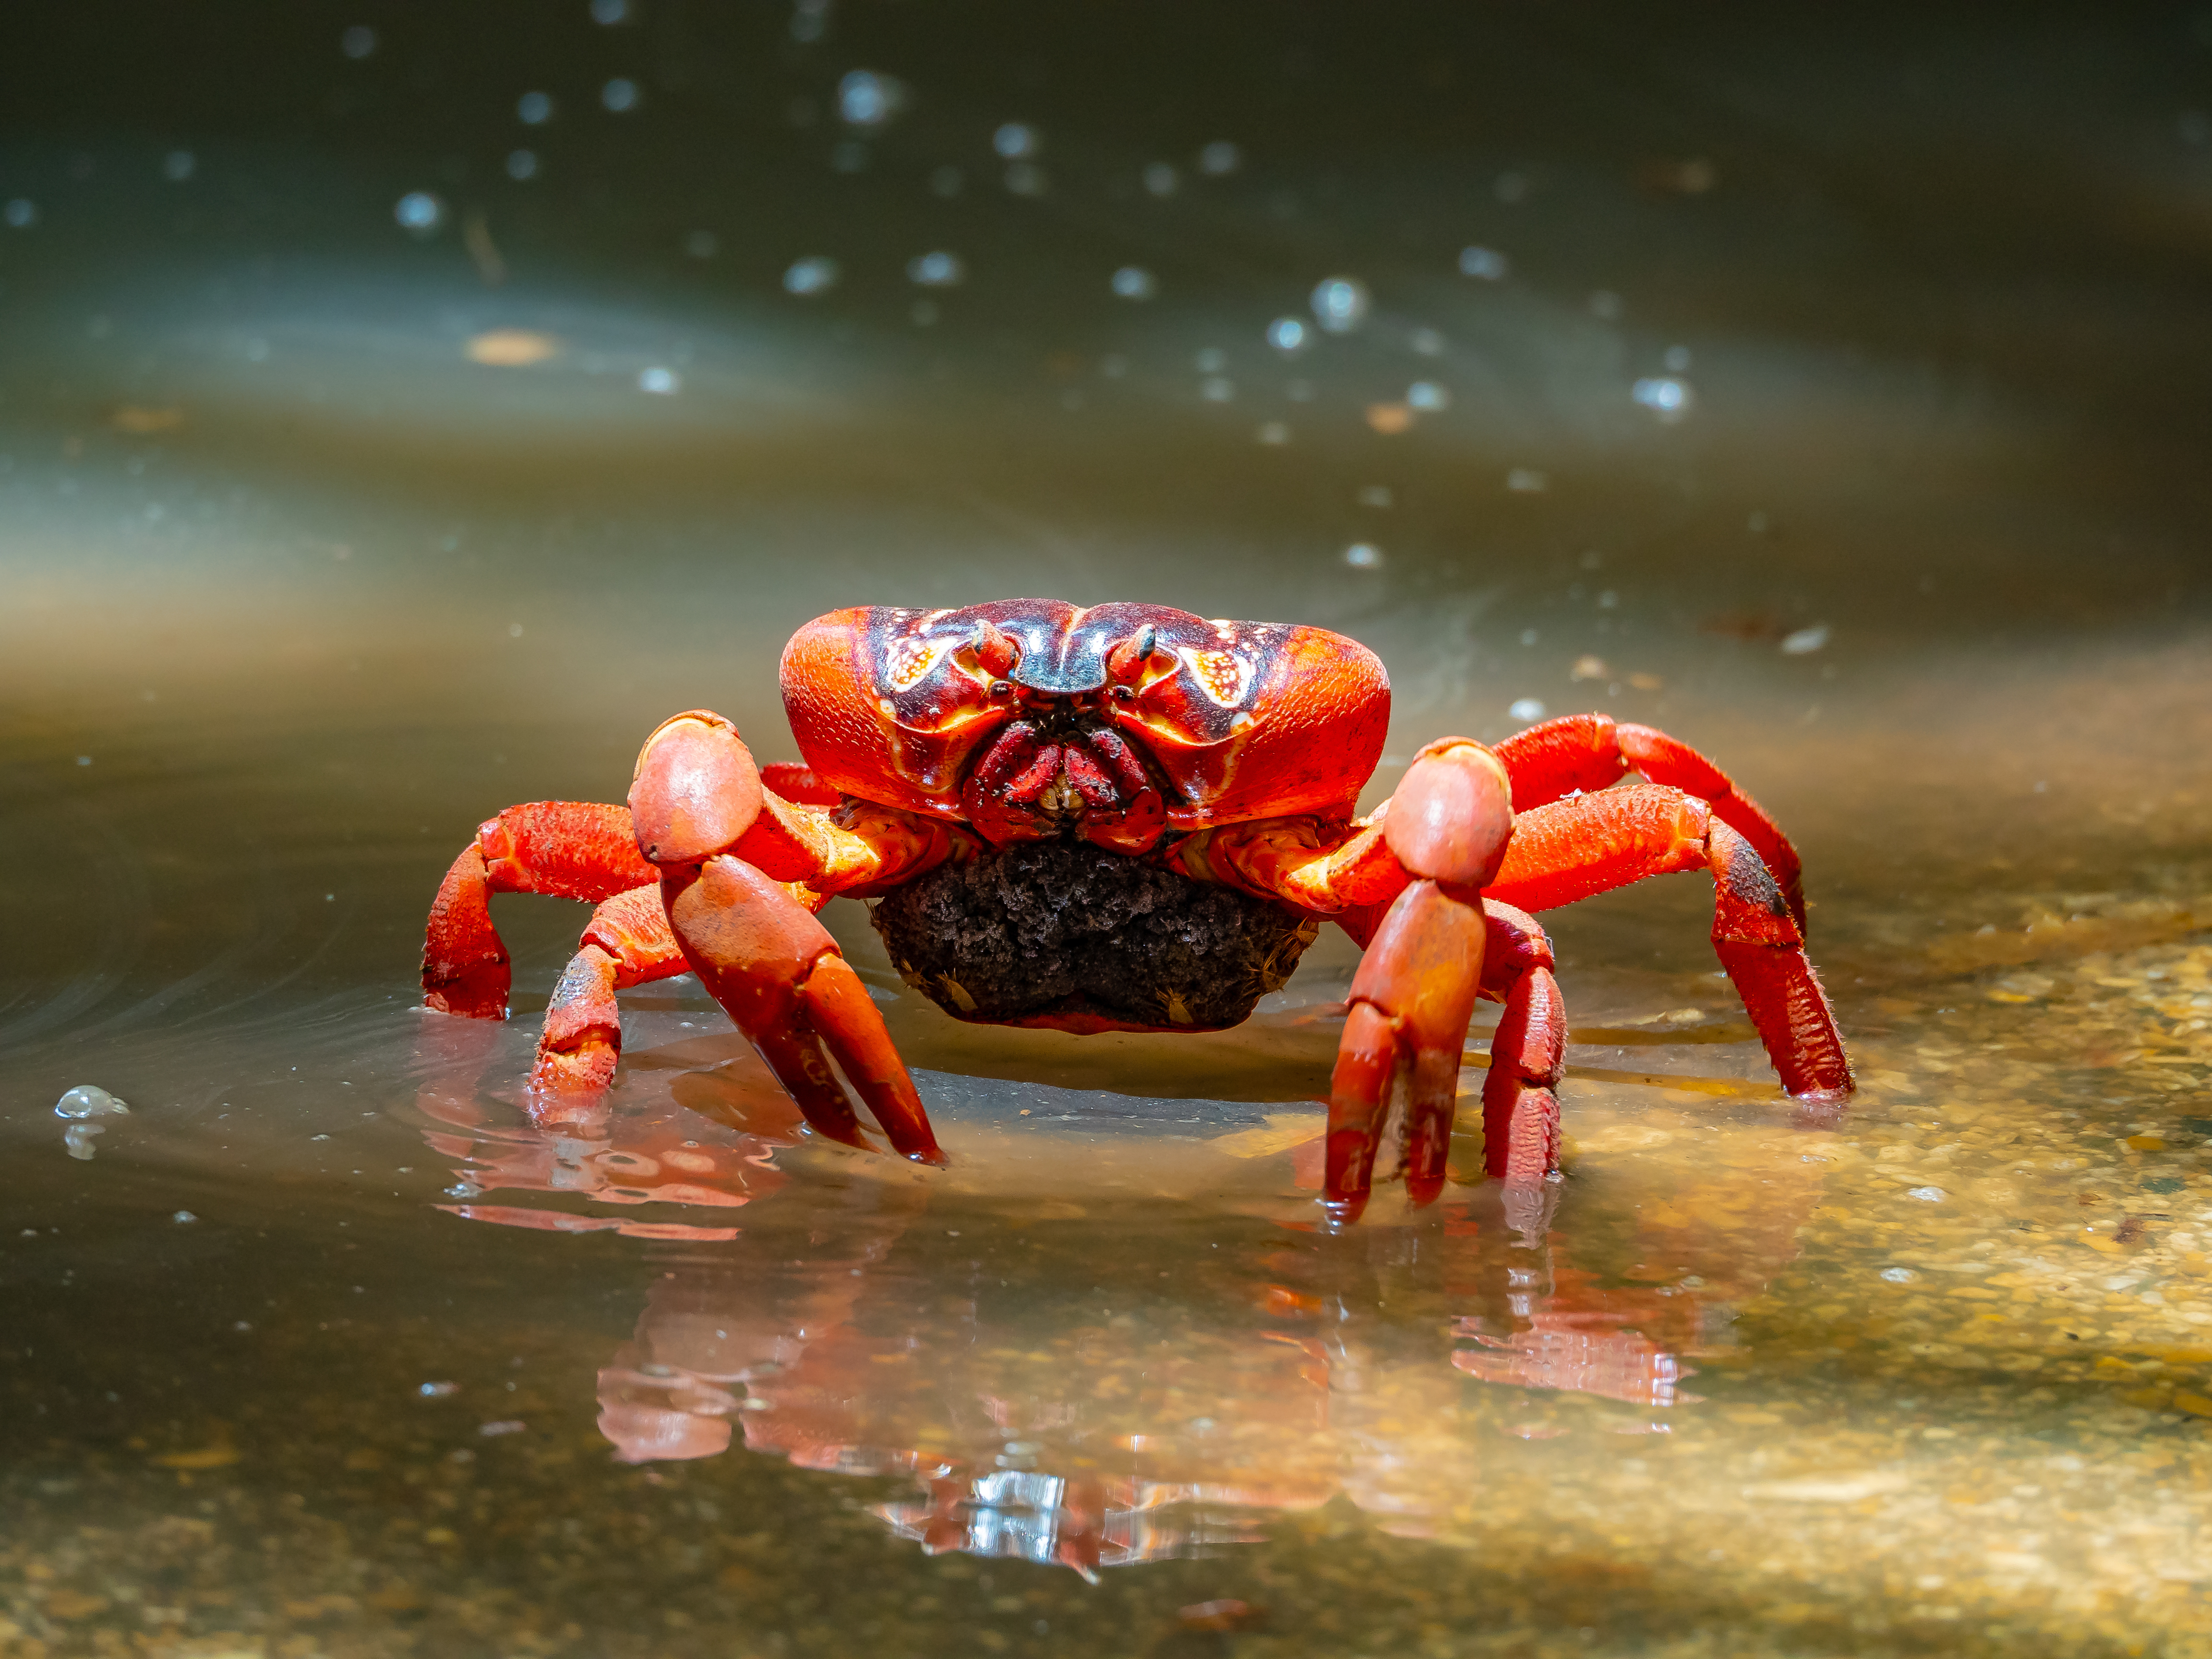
[
  {"x1": 973, "y1": 622, "x2": 1020, "y2": 680},
  {"x1": 1106, "y1": 623, "x2": 1158, "y2": 684}
]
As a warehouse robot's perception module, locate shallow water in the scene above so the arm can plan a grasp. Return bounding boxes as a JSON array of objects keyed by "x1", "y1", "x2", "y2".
[{"x1": 5, "y1": 5, "x2": 2212, "y2": 1656}]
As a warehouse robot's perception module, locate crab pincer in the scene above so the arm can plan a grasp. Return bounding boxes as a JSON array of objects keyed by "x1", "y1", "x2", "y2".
[
  {"x1": 631, "y1": 711, "x2": 946, "y2": 1166},
  {"x1": 1324, "y1": 739, "x2": 1515, "y2": 1226}
]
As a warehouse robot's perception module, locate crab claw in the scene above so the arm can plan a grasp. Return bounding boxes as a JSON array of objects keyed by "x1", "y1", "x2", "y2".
[
  {"x1": 1325, "y1": 740, "x2": 1514, "y2": 1225},
  {"x1": 631, "y1": 711, "x2": 943, "y2": 1166},
  {"x1": 661, "y1": 856, "x2": 945, "y2": 1166}
]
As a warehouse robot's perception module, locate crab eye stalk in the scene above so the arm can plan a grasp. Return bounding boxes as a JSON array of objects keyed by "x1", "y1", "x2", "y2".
[
  {"x1": 973, "y1": 622, "x2": 1021, "y2": 680},
  {"x1": 1106, "y1": 624, "x2": 1158, "y2": 685}
]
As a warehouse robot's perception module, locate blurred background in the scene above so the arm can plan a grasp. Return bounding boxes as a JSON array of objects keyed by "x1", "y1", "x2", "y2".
[{"x1": 3, "y1": 4, "x2": 2211, "y2": 1657}]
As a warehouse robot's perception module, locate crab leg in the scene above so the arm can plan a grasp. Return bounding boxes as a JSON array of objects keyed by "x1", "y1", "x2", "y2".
[
  {"x1": 529, "y1": 884, "x2": 692, "y2": 1099},
  {"x1": 423, "y1": 802, "x2": 659, "y2": 1019},
  {"x1": 633, "y1": 711, "x2": 946, "y2": 1166},
  {"x1": 1484, "y1": 784, "x2": 1852, "y2": 1100},
  {"x1": 1323, "y1": 739, "x2": 1515, "y2": 1224},
  {"x1": 1473, "y1": 903, "x2": 1568, "y2": 1183},
  {"x1": 1492, "y1": 713, "x2": 1808, "y2": 931}
]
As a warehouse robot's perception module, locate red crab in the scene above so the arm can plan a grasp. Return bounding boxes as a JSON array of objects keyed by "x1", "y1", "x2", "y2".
[{"x1": 421, "y1": 600, "x2": 1852, "y2": 1221}]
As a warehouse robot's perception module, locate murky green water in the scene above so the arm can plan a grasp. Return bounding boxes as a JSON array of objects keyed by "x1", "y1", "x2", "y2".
[{"x1": 5, "y1": 5, "x2": 2212, "y2": 1655}]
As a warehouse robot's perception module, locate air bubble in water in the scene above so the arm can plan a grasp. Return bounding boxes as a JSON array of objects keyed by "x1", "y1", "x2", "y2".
[
  {"x1": 784, "y1": 256, "x2": 840, "y2": 295},
  {"x1": 395, "y1": 192, "x2": 445, "y2": 234},
  {"x1": 1004, "y1": 162, "x2": 1045, "y2": 195},
  {"x1": 1779, "y1": 624, "x2": 1831, "y2": 656},
  {"x1": 506, "y1": 149, "x2": 539, "y2": 181},
  {"x1": 590, "y1": 0, "x2": 630, "y2": 22},
  {"x1": 1197, "y1": 141, "x2": 1241, "y2": 175},
  {"x1": 993, "y1": 122, "x2": 1038, "y2": 159},
  {"x1": 517, "y1": 91, "x2": 555, "y2": 126},
  {"x1": 1200, "y1": 377, "x2": 1234, "y2": 402},
  {"x1": 637, "y1": 366, "x2": 681, "y2": 395},
  {"x1": 1881, "y1": 1267, "x2": 1917, "y2": 1283},
  {"x1": 1110, "y1": 266, "x2": 1155, "y2": 300},
  {"x1": 1195, "y1": 348, "x2": 1226, "y2": 373},
  {"x1": 601, "y1": 78, "x2": 640, "y2": 113},
  {"x1": 1142, "y1": 163, "x2": 1178, "y2": 197},
  {"x1": 1631, "y1": 377, "x2": 1692, "y2": 421},
  {"x1": 64, "y1": 1124, "x2": 103, "y2": 1161},
  {"x1": 340, "y1": 24, "x2": 377, "y2": 59},
  {"x1": 838, "y1": 70, "x2": 905, "y2": 127},
  {"x1": 1509, "y1": 697, "x2": 1546, "y2": 722},
  {"x1": 1409, "y1": 327, "x2": 1444, "y2": 356},
  {"x1": 1459, "y1": 245, "x2": 1508, "y2": 280},
  {"x1": 1310, "y1": 276, "x2": 1369, "y2": 334},
  {"x1": 930, "y1": 165, "x2": 963, "y2": 197},
  {"x1": 419, "y1": 1381, "x2": 460, "y2": 1399},
  {"x1": 1663, "y1": 344, "x2": 1693, "y2": 372},
  {"x1": 5, "y1": 200, "x2": 38, "y2": 230},
  {"x1": 1343, "y1": 543, "x2": 1382, "y2": 569},
  {"x1": 906, "y1": 250, "x2": 963, "y2": 287},
  {"x1": 162, "y1": 151, "x2": 196, "y2": 182},
  {"x1": 684, "y1": 230, "x2": 718, "y2": 258},
  {"x1": 55, "y1": 1086, "x2": 130, "y2": 1119},
  {"x1": 173, "y1": 1210, "x2": 198, "y2": 1225},
  {"x1": 1407, "y1": 381, "x2": 1449, "y2": 411}
]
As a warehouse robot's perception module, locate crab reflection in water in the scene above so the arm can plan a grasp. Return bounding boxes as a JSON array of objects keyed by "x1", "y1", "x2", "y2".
[{"x1": 415, "y1": 1025, "x2": 1827, "y2": 1575}]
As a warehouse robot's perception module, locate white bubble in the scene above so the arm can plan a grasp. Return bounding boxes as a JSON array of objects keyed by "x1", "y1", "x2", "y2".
[
  {"x1": 162, "y1": 150, "x2": 196, "y2": 182},
  {"x1": 64, "y1": 1123, "x2": 103, "y2": 1160},
  {"x1": 1881, "y1": 1267, "x2": 1918, "y2": 1283},
  {"x1": 1780, "y1": 624, "x2": 1831, "y2": 656},
  {"x1": 1663, "y1": 344, "x2": 1693, "y2": 372},
  {"x1": 505, "y1": 149, "x2": 539, "y2": 181},
  {"x1": 1310, "y1": 276, "x2": 1369, "y2": 334},
  {"x1": 394, "y1": 192, "x2": 445, "y2": 233},
  {"x1": 1906, "y1": 1186, "x2": 1946, "y2": 1202},
  {"x1": 1459, "y1": 245, "x2": 1508, "y2": 280},
  {"x1": 1508, "y1": 697, "x2": 1546, "y2": 722},
  {"x1": 590, "y1": 0, "x2": 630, "y2": 21},
  {"x1": 1195, "y1": 348, "x2": 1226, "y2": 372},
  {"x1": 55, "y1": 1086, "x2": 130, "y2": 1119},
  {"x1": 601, "y1": 77, "x2": 640, "y2": 113},
  {"x1": 517, "y1": 91, "x2": 555, "y2": 126},
  {"x1": 993, "y1": 122, "x2": 1038, "y2": 159},
  {"x1": 340, "y1": 24, "x2": 378, "y2": 59},
  {"x1": 906, "y1": 250, "x2": 963, "y2": 286},
  {"x1": 1200, "y1": 377, "x2": 1234, "y2": 402},
  {"x1": 1198, "y1": 140, "x2": 1241, "y2": 175},
  {"x1": 1343, "y1": 543, "x2": 1382, "y2": 569},
  {"x1": 838, "y1": 70, "x2": 905, "y2": 127},
  {"x1": 1265, "y1": 317, "x2": 1307, "y2": 354},
  {"x1": 419, "y1": 1381, "x2": 460, "y2": 1398},
  {"x1": 4, "y1": 199, "x2": 38, "y2": 229},
  {"x1": 173, "y1": 1210, "x2": 198, "y2": 1225},
  {"x1": 1256, "y1": 421, "x2": 1289, "y2": 445},
  {"x1": 1142, "y1": 162, "x2": 1179, "y2": 197},
  {"x1": 1109, "y1": 266, "x2": 1155, "y2": 300},
  {"x1": 791, "y1": 0, "x2": 830, "y2": 41},
  {"x1": 637, "y1": 366, "x2": 681, "y2": 394},
  {"x1": 1409, "y1": 327, "x2": 1444, "y2": 356},
  {"x1": 783, "y1": 255, "x2": 840, "y2": 295},
  {"x1": 1631, "y1": 376, "x2": 1693, "y2": 421},
  {"x1": 1505, "y1": 467, "x2": 1548, "y2": 493},
  {"x1": 1407, "y1": 381, "x2": 1449, "y2": 411}
]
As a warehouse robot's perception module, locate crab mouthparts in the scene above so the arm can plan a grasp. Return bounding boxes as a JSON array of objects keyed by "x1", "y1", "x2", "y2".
[{"x1": 961, "y1": 712, "x2": 1160, "y2": 844}]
